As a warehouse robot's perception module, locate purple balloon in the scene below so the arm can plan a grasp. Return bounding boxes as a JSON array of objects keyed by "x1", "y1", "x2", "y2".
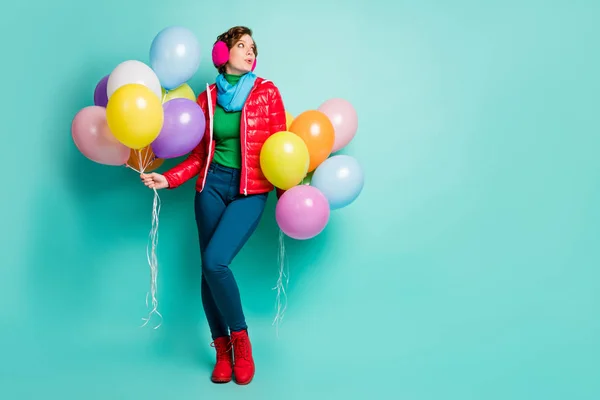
[
  {"x1": 93, "y1": 75, "x2": 109, "y2": 107},
  {"x1": 276, "y1": 185, "x2": 330, "y2": 240},
  {"x1": 151, "y1": 98, "x2": 206, "y2": 158}
]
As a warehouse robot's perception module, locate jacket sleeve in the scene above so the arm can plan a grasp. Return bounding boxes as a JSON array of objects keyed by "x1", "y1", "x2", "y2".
[
  {"x1": 268, "y1": 84, "x2": 287, "y2": 136},
  {"x1": 268, "y1": 84, "x2": 288, "y2": 198},
  {"x1": 162, "y1": 90, "x2": 209, "y2": 189}
]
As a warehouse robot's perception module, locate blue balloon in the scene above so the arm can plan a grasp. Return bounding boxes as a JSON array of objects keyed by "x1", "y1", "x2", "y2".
[
  {"x1": 311, "y1": 155, "x2": 364, "y2": 210},
  {"x1": 150, "y1": 26, "x2": 201, "y2": 90}
]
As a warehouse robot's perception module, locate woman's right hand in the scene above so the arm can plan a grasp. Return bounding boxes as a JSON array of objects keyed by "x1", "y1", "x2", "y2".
[{"x1": 140, "y1": 173, "x2": 169, "y2": 189}]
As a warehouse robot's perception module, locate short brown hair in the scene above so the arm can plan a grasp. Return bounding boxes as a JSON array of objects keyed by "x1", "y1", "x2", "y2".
[{"x1": 214, "y1": 26, "x2": 257, "y2": 74}]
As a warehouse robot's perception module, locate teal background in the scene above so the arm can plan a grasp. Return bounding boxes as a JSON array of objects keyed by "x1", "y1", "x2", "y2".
[{"x1": 2, "y1": 0, "x2": 599, "y2": 398}]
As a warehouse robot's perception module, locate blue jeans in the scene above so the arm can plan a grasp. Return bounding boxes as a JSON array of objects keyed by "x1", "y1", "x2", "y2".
[{"x1": 194, "y1": 162, "x2": 268, "y2": 339}]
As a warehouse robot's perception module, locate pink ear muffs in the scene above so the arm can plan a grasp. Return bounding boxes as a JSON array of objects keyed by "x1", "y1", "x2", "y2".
[
  {"x1": 212, "y1": 40, "x2": 257, "y2": 71},
  {"x1": 211, "y1": 41, "x2": 229, "y2": 67}
]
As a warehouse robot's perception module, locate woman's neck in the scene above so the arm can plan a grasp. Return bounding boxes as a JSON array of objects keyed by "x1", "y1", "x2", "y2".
[{"x1": 224, "y1": 65, "x2": 246, "y2": 76}]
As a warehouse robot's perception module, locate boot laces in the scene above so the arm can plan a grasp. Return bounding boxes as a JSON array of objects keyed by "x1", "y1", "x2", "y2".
[
  {"x1": 210, "y1": 340, "x2": 231, "y2": 361},
  {"x1": 231, "y1": 335, "x2": 249, "y2": 360}
]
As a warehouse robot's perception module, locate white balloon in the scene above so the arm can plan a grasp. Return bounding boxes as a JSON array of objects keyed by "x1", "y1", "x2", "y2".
[{"x1": 106, "y1": 60, "x2": 162, "y2": 100}]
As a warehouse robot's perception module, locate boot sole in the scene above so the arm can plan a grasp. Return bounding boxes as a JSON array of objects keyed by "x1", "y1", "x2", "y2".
[
  {"x1": 234, "y1": 376, "x2": 254, "y2": 385},
  {"x1": 211, "y1": 377, "x2": 232, "y2": 384}
]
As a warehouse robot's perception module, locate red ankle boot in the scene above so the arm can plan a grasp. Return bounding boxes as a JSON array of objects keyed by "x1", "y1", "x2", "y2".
[
  {"x1": 210, "y1": 336, "x2": 233, "y2": 383},
  {"x1": 230, "y1": 329, "x2": 255, "y2": 385}
]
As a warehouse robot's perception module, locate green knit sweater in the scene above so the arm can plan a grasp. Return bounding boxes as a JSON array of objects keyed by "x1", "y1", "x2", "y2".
[{"x1": 212, "y1": 74, "x2": 243, "y2": 169}]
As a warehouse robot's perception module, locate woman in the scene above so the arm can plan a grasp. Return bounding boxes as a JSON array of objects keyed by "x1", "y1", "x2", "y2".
[{"x1": 141, "y1": 26, "x2": 287, "y2": 385}]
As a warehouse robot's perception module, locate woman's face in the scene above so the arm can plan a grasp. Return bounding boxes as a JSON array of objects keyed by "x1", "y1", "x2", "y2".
[{"x1": 226, "y1": 34, "x2": 256, "y2": 74}]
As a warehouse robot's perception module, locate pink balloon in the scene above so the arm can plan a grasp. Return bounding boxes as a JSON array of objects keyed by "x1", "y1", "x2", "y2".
[
  {"x1": 276, "y1": 185, "x2": 330, "y2": 240},
  {"x1": 318, "y1": 98, "x2": 358, "y2": 153},
  {"x1": 71, "y1": 106, "x2": 130, "y2": 166}
]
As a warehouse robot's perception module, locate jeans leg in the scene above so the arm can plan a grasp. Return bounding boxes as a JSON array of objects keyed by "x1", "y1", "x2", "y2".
[
  {"x1": 194, "y1": 179, "x2": 229, "y2": 340},
  {"x1": 201, "y1": 192, "x2": 268, "y2": 332}
]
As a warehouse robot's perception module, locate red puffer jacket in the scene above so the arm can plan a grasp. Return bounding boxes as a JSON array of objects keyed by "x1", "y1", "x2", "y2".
[{"x1": 163, "y1": 77, "x2": 287, "y2": 195}]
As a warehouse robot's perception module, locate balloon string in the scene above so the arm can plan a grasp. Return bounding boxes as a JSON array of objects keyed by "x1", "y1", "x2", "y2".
[
  {"x1": 139, "y1": 149, "x2": 147, "y2": 171},
  {"x1": 140, "y1": 149, "x2": 153, "y2": 172},
  {"x1": 141, "y1": 186, "x2": 162, "y2": 329},
  {"x1": 272, "y1": 229, "x2": 289, "y2": 337},
  {"x1": 126, "y1": 154, "x2": 163, "y2": 329}
]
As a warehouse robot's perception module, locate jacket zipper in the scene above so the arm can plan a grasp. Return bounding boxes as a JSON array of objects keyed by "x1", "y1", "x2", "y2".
[
  {"x1": 242, "y1": 104, "x2": 248, "y2": 195},
  {"x1": 202, "y1": 83, "x2": 214, "y2": 190}
]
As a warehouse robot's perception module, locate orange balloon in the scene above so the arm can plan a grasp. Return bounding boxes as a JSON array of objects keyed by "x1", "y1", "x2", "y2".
[
  {"x1": 127, "y1": 146, "x2": 164, "y2": 172},
  {"x1": 289, "y1": 110, "x2": 335, "y2": 172}
]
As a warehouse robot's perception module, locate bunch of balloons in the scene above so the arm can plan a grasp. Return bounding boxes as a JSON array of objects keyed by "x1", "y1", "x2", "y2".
[
  {"x1": 70, "y1": 26, "x2": 206, "y2": 329},
  {"x1": 71, "y1": 26, "x2": 206, "y2": 172},
  {"x1": 260, "y1": 98, "x2": 364, "y2": 240}
]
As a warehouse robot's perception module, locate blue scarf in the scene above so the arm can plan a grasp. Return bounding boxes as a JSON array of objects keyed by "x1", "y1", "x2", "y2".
[{"x1": 216, "y1": 72, "x2": 257, "y2": 112}]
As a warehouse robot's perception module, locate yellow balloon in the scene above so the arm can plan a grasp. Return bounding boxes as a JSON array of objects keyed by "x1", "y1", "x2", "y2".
[
  {"x1": 260, "y1": 131, "x2": 310, "y2": 190},
  {"x1": 161, "y1": 83, "x2": 196, "y2": 103},
  {"x1": 106, "y1": 83, "x2": 164, "y2": 150},
  {"x1": 285, "y1": 111, "x2": 294, "y2": 130}
]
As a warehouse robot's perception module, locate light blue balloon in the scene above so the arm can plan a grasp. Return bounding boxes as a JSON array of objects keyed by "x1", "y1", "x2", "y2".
[
  {"x1": 311, "y1": 155, "x2": 364, "y2": 210},
  {"x1": 150, "y1": 26, "x2": 201, "y2": 90}
]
